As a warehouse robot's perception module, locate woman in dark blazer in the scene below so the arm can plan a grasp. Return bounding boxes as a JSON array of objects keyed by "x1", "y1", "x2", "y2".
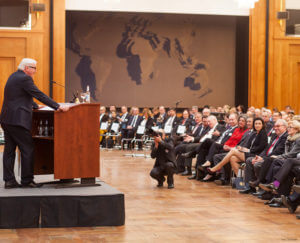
[
  {"x1": 136, "y1": 108, "x2": 154, "y2": 149},
  {"x1": 207, "y1": 117, "x2": 267, "y2": 176}
]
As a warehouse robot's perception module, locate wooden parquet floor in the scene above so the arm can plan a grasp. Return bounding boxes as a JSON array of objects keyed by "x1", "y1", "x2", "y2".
[{"x1": 1, "y1": 148, "x2": 300, "y2": 242}]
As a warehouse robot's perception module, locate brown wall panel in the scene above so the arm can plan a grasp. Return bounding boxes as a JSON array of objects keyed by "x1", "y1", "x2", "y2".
[
  {"x1": 250, "y1": 0, "x2": 300, "y2": 113},
  {"x1": 248, "y1": 0, "x2": 266, "y2": 108},
  {"x1": 0, "y1": 57, "x2": 16, "y2": 106},
  {"x1": 53, "y1": 0, "x2": 65, "y2": 102},
  {"x1": 0, "y1": 0, "x2": 66, "y2": 112}
]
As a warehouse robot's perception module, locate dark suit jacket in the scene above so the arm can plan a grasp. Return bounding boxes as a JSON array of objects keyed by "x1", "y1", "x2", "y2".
[
  {"x1": 127, "y1": 115, "x2": 143, "y2": 131},
  {"x1": 217, "y1": 125, "x2": 238, "y2": 145},
  {"x1": 163, "y1": 116, "x2": 180, "y2": 128},
  {"x1": 119, "y1": 112, "x2": 130, "y2": 129},
  {"x1": 100, "y1": 114, "x2": 109, "y2": 124},
  {"x1": 0, "y1": 70, "x2": 59, "y2": 131},
  {"x1": 151, "y1": 137, "x2": 176, "y2": 168},
  {"x1": 265, "y1": 121, "x2": 274, "y2": 135},
  {"x1": 145, "y1": 117, "x2": 154, "y2": 131},
  {"x1": 238, "y1": 130, "x2": 254, "y2": 147},
  {"x1": 260, "y1": 132, "x2": 288, "y2": 157},
  {"x1": 246, "y1": 129, "x2": 268, "y2": 156},
  {"x1": 193, "y1": 124, "x2": 225, "y2": 143}
]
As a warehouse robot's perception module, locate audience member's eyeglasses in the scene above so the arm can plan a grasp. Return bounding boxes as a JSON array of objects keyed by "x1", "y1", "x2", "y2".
[{"x1": 28, "y1": 66, "x2": 36, "y2": 70}]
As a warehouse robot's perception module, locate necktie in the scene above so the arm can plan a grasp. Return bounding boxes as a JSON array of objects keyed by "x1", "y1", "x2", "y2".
[
  {"x1": 268, "y1": 128, "x2": 274, "y2": 136},
  {"x1": 266, "y1": 136, "x2": 279, "y2": 156},
  {"x1": 192, "y1": 124, "x2": 199, "y2": 135},
  {"x1": 131, "y1": 116, "x2": 137, "y2": 127},
  {"x1": 167, "y1": 117, "x2": 174, "y2": 126}
]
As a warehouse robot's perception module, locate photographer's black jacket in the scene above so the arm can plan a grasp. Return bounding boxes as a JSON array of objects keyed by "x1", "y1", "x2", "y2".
[{"x1": 151, "y1": 137, "x2": 176, "y2": 168}]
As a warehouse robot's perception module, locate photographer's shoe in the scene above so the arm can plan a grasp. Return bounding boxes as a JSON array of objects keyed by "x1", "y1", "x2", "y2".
[{"x1": 168, "y1": 184, "x2": 174, "y2": 189}]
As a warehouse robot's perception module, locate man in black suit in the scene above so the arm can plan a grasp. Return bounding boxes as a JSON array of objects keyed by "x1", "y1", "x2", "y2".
[
  {"x1": 163, "y1": 107, "x2": 179, "y2": 135},
  {"x1": 185, "y1": 113, "x2": 239, "y2": 179},
  {"x1": 155, "y1": 106, "x2": 167, "y2": 128},
  {"x1": 176, "y1": 115, "x2": 223, "y2": 175},
  {"x1": 99, "y1": 106, "x2": 109, "y2": 147},
  {"x1": 150, "y1": 130, "x2": 176, "y2": 189},
  {"x1": 239, "y1": 119, "x2": 288, "y2": 194},
  {"x1": 118, "y1": 106, "x2": 130, "y2": 140},
  {"x1": 0, "y1": 58, "x2": 69, "y2": 189},
  {"x1": 99, "y1": 106, "x2": 109, "y2": 124},
  {"x1": 123, "y1": 107, "x2": 142, "y2": 149},
  {"x1": 174, "y1": 113, "x2": 209, "y2": 174}
]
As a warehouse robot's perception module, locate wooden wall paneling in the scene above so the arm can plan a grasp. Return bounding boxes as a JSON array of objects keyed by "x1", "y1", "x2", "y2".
[
  {"x1": 267, "y1": 0, "x2": 300, "y2": 112},
  {"x1": 248, "y1": 0, "x2": 266, "y2": 108},
  {"x1": 0, "y1": 0, "x2": 50, "y2": 110},
  {"x1": 289, "y1": 44, "x2": 300, "y2": 113},
  {"x1": 52, "y1": 0, "x2": 66, "y2": 103},
  {"x1": 0, "y1": 57, "x2": 16, "y2": 106},
  {"x1": 0, "y1": 36, "x2": 26, "y2": 109}
]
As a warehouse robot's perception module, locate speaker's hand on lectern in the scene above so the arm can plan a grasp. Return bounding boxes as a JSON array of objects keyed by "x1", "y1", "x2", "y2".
[{"x1": 58, "y1": 105, "x2": 69, "y2": 112}]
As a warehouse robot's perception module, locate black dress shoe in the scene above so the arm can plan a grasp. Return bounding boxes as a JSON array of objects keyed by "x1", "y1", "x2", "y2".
[
  {"x1": 264, "y1": 197, "x2": 281, "y2": 205},
  {"x1": 258, "y1": 192, "x2": 273, "y2": 200},
  {"x1": 188, "y1": 175, "x2": 197, "y2": 180},
  {"x1": 181, "y1": 170, "x2": 192, "y2": 176},
  {"x1": 215, "y1": 179, "x2": 230, "y2": 186},
  {"x1": 4, "y1": 180, "x2": 21, "y2": 189},
  {"x1": 168, "y1": 184, "x2": 174, "y2": 189},
  {"x1": 281, "y1": 195, "x2": 298, "y2": 213},
  {"x1": 296, "y1": 214, "x2": 300, "y2": 220},
  {"x1": 21, "y1": 181, "x2": 43, "y2": 188},
  {"x1": 181, "y1": 151, "x2": 196, "y2": 158},
  {"x1": 269, "y1": 201, "x2": 284, "y2": 208},
  {"x1": 157, "y1": 182, "x2": 164, "y2": 187},
  {"x1": 259, "y1": 183, "x2": 277, "y2": 194},
  {"x1": 249, "y1": 180, "x2": 259, "y2": 188},
  {"x1": 252, "y1": 190, "x2": 266, "y2": 197},
  {"x1": 239, "y1": 187, "x2": 256, "y2": 194},
  {"x1": 201, "y1": 174, "x2": 215, "y2": 182}
]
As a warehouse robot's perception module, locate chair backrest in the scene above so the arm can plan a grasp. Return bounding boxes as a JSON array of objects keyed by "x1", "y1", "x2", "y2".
[
  {"x1": 176, "y1": 125, "x2": 186, "y2": 134},
  {"x1": 111, "y1": 123, "x2": 120, "y2": 133},
  {"x1": 100, "y1": 122, "x2": 108, "y2": 130},
  {"x1": 136, "y1": 125, "x2": 146, "y2": 135},
  {"x1": 164, "y1": 125, "x2": 172, "y2": 134}
]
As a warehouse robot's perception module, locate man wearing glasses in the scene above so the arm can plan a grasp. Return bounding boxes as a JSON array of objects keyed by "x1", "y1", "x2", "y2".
[{"x1": 0, "y1": 58, "x2": 69, "y2": 189}]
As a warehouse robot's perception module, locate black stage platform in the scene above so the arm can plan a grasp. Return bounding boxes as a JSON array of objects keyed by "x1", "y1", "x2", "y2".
[{"x1": 0, "y1": 171, "x2": 125, "y2": 228}]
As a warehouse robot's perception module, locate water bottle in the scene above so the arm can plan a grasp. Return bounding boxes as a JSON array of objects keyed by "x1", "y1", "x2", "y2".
[
  {"x1": 50, "y1": 126, "x2": 54, "y2": 137},
  {"x1": 44, "y1": 120, "x2": 49, "y2": 136},
  {"x1": 38, "y1": 120, "x2": 43, "y2": 136},
  {"x1": 86, "y1": 85, "x2": 91, "y2": 103}
]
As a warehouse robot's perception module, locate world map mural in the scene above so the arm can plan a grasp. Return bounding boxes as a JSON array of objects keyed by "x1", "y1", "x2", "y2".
[{"x1": 66, "y1": 12, "x2": 236, "y2": 107}]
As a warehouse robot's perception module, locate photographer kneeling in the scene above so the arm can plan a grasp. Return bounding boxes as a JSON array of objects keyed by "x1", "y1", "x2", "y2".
[{"x1": 150, "y1": 129, "x2": 177, "y2": 189}]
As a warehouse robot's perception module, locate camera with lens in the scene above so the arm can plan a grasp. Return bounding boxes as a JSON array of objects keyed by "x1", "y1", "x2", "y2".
[{"x1": 149, "y1": 128, "x2": 163, "y2": 137}]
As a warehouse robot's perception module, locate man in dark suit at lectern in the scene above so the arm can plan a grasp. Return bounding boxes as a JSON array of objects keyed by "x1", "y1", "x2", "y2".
[{"x1": 0, "y1": 58, "x2": 69, "y2": 189}]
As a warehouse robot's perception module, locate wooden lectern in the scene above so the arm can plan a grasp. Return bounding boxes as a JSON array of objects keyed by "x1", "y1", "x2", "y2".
[{"x1": 32, "y1": 103, "x2": 100, "y2": 186}]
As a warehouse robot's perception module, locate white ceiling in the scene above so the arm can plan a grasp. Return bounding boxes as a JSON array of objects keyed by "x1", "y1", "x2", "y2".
[{"x1": 65, "y1": 0, "x2": 251, "y2": 16}]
